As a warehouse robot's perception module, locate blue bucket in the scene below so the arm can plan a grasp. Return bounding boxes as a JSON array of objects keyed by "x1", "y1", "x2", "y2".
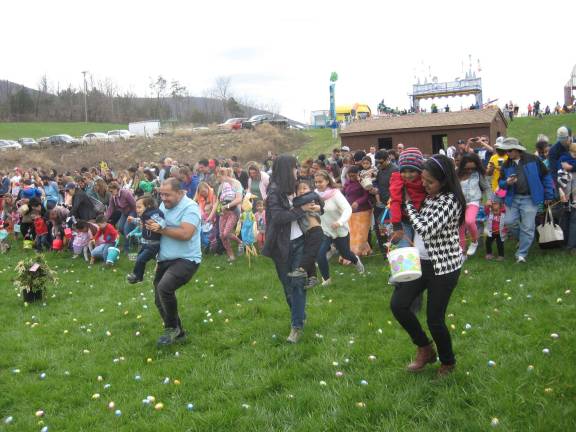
[{"x1": 106, "y1": 246, "x2": 120, "y2": 264}]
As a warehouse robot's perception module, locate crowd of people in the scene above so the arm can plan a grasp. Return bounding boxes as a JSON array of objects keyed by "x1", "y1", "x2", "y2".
[{"x1": 0, "y1": 124, "x2": 574, "y2": 376}]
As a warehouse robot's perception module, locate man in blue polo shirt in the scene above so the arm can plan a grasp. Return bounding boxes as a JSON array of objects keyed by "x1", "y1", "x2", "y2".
[{"x1": 145, "y1": 177, "x2": 201, "y2": 346}]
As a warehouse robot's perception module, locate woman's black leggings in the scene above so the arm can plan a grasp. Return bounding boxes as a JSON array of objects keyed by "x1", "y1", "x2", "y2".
[{"x1": 390, "y1": 261, "x2": 460, "y2": 365}]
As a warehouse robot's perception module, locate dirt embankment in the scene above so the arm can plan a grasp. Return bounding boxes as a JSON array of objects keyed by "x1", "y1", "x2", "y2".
[{"x1": 1, "y1": 124, "x2": 310, "y2": 171}]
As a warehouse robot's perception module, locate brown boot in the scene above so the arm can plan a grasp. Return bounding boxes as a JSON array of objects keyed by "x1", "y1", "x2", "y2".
[
  {"x1": 437, "y1": 364, "x2": 455, "y2": 377},
  {"x1": 406, "y1": 343, "x2": 437, "y2": 372}
]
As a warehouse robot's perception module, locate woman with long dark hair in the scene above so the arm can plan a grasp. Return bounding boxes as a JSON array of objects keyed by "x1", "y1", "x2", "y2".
[
  {"x1": 262, "y1": 155, "x2": 319, "y2": 343},
  {"x1": 390, "y1": 154, "x2": 465, "y2": 377},
  {"x1": 457, "y1": 153, "x2": 490, "y2": 256}
]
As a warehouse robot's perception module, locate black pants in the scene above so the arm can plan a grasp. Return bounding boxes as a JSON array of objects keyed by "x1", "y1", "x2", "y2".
[
  {"x1": 153, "y1": 259, "x2": 199, "y2": 329},
  {"x1": 372, "y1": 206, "x2": 388, "y2": 256},
  {"x1": 390, "y1": 261, "x2": 460, "y2": 365},
  {"x1": 485, "y1": 234, "x2": 504, "y2": 257},
  {"x1": 300, "y1": 226, "x2": 324, "y2": 277}
]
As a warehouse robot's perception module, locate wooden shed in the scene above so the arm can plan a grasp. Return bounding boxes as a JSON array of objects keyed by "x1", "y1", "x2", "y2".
[{"x1": 339, "y1": 107, "x2": 508, "y2": 155}]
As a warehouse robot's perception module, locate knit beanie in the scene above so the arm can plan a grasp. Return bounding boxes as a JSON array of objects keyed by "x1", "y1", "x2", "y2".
[{"x1": 398, "y1": 147, "x2": 424, "y2": 172}]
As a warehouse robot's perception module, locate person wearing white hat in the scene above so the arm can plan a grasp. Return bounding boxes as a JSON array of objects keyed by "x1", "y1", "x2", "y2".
[{"x1": 498, "y1": 138, "x2": 555, "y2": 263}]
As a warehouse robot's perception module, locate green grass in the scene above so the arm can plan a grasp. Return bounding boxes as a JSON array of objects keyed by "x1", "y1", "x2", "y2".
[
  {"x1": 0, "y1": 122, "x2": 127, "y2": 140},
  {"x1": 0, "y1": 241, "x2": 574, "y2": 431},
  {"x1": 298, "y1": 128, "x2": 339, "y2": 160},
  {"x1": 300, "y1": 114, "x2": 576, "y2": 158}
]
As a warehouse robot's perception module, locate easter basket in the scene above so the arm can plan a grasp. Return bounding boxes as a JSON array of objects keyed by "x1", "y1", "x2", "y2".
[{"x1": 387, "y1": 246, "x2": 422, "y2": 283}]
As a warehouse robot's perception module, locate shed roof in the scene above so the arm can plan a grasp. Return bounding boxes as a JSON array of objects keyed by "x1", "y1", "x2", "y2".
[{"x1": 340, "y1": 107, "x2": 505, "y2": 135}]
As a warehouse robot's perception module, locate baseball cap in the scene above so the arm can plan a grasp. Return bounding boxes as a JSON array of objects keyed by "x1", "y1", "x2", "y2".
[
  {"x1": 341, "y1": 146, "x2": 350, "y2": 152},
  {"x1": 64, "y1": 182, "x2": 77, "y2": 190}
]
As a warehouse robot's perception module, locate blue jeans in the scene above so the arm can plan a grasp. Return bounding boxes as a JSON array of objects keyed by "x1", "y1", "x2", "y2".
[
  {"x1": 504, "y1": 195, "x2": 538, "y2": 258},
  {"x1": 396, "y1": 222, "x2": 415, "y2": 248},
  {"x1": 118, "y1": 212, "x2": 136, "y2": 253},
  {"x1": 273, "y1": 236, "x2": 307, "y2": 329},
  {"x1": 91, "y1": 243, "x2": 111, "y2": 261},
  {"x1": 133, "y1": 242, "x2": 160, "y2": 280},
  {"x1": 316, "y1": 233, "x2": 358, "y2": 281}
]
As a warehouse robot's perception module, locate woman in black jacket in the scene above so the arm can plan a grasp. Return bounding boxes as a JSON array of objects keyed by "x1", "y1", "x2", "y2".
[
  {"x1": 66, "y1": 182, "x2": 98, "y2": 222},
  {"x1": 390, "y1": 155, "x2": 466, "y2": 377},
  {"x1": 262, "y1": 155, "x2": 319, "y2": 343}
]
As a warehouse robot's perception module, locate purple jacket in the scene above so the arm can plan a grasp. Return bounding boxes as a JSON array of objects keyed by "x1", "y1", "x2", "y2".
[
  {"x1": 106, "y1": 189, "x2": 136, "y2": 218},
  {"x1": 343, "y1": 180, "x2": 372, "y2": 212}
]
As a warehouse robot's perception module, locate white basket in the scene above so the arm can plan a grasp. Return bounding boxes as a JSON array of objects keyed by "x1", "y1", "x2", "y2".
[{"x1": 387, "y1": 246, "x2": 422, "y2": 283}]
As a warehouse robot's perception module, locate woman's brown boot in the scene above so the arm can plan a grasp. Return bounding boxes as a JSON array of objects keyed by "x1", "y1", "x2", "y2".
[
  {"x1": 406, "y1": 343, "x2": 437, "y2": 372},
  {"x1": 437, "y1": 364, "x2": 455, "y2": 377}
]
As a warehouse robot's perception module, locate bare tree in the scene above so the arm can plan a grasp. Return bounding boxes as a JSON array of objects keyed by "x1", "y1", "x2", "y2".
[
  {"x1": 213, "y1": 76, "x2": 232, "y2": 118},
  {"x1": 149, "y1": 75, "x2": 167, "y2": 119}
]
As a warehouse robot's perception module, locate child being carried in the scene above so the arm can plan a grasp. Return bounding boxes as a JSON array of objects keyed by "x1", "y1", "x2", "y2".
[
  {"x1": 126, "y1": 195, "x2": 165, "y2": 284},
  {"x1": 287, "y1": 182, "x2": 324, "y2": 289}
]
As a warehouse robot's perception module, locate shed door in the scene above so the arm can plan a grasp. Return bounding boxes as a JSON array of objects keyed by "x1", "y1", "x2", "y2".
[{"x1": 378, "y1": 137, "x2": 392, "y2": 150}]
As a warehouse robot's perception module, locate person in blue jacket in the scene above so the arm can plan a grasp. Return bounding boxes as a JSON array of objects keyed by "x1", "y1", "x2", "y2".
[
  {"x1": 498, "y1": 137, "x2": 555, "y2": 263},
  {"x1": 547, "y1": 126, "x2": 572, "y2": 184}
]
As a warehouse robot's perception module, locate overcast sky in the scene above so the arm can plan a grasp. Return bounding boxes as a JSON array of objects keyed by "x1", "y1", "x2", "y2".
[{"x1": 3, "y1": 0, "x2": 574, "y2": 122}]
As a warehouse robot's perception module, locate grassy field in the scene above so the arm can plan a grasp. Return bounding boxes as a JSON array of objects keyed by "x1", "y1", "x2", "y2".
[
  {"x1": 299, "y1": 113, "x2": 576, "y2": 159},
  {"x1": 0, "y1": 122, "x2": 127, "y2": 140},
  {"x1": 0, "y1": 239, "x2": 574, "y2": 431}
]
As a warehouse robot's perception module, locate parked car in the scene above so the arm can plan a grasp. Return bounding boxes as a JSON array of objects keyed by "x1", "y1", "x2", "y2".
[
  {"x1": 46, "y1": 134, "x2": 80, "y2": 146},
  {"x1": 0, "y1": 140, "x2": 22, "y2": 151},
  {"x1": 18, "y1": 137, "x2": 39, "y2": 148},
  {"x1": 107, "y1": 129, "x2": 134, "y2": 141},
  {"x1": 242, "y1": 114, "x2": 288, "y2": 129},
  {"x1": 218, "y1": 118, "x2": 247, "y2": 130},
  {"x1": 82, "y1": 132, "x2": 110, "y2": 144}
]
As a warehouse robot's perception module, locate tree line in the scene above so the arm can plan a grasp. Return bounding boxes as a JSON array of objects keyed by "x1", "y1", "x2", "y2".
[{"x1": 0, "y1": 75, "x2": 279, "y2": 124}]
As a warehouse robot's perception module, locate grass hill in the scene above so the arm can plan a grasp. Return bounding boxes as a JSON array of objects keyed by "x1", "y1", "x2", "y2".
[{"x1": 0, "y1": 122, "x2": 127, "y2": 140}]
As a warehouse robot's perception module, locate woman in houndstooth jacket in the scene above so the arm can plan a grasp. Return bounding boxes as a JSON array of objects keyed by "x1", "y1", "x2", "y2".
[{"x1": 390, "y1": 154, "x2": 466, "y2": 377}]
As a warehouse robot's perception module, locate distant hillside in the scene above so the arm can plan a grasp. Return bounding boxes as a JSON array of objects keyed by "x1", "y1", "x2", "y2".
[
  {"x1": 0, "y1": 124, "x2": 311, "y2": 171},
  {"x1": 0, "y1": 79, "x2": 272, "y2": 124}
]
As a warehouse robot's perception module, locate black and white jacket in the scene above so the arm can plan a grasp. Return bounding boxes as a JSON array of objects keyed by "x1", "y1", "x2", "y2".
[{"x1": 406, "y1": 192, "x2": 464, "y2": 275}]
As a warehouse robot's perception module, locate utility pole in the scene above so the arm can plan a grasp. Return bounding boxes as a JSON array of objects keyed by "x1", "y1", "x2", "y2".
[{"x1": 81, "y1": 70, "x2": 88, "y2": 122}]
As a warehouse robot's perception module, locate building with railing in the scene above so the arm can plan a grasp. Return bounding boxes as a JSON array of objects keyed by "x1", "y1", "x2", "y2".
[{"x1": 411, "y1": 77, "x2": 483, "y2": 110}]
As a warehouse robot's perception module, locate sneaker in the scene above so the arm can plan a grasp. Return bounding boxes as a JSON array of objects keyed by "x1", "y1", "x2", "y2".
[
  {"x1": 126, "y1": 273, "x2": 142, "y2": 284},
  {"x1": 467, "y1": 242, "x2": 479, "y2": 256},
  {"x1": 516, "y1": 256, "x2": 526, "y2": 264},
  {"x1": 485, "y1": 254, "x2": 494, "y2": 260},
  {"x1": 72, "y1": 254, "x2": 79, "y2": 259},
  {"x1": 287, "y1": 268, "x2": 307, "y2": 278},
  {"x1": 305, "y1": 276, "x2": 318, "y2": 289},
  {"x1": 326, "y1": 246, "x2": 337, "y2": 260},
  {"x1": 286, "y1": 327, "x2": 302, "y2": 344},
  {"x1": 321, "y1": 278, "x2": 332, "y2": 286},
  {"x1": 157, "y1": 327, "x2": 183, "y2": 346},
  {"x1": 355, "y1": 256, "x2": 365, "y2": 274}
]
